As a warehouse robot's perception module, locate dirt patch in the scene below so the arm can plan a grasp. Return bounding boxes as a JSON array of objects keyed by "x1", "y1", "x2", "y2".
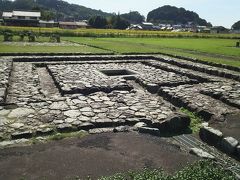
[
  {"x1": 211, "y1": 113, "x2": 240, "y2": 141},
  {"x1": 0, "y1": 132, "x2": 198, "y2": 180}
]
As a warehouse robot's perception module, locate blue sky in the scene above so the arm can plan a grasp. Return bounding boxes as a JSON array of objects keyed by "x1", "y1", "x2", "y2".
[{"x1": 67, "y1": 0, "x2": 240, "y2": 28}]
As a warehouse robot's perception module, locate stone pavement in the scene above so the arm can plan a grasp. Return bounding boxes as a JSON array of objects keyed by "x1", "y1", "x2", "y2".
[{"x1": 0, "y1": 55, "x2": 239, "y2": 144}]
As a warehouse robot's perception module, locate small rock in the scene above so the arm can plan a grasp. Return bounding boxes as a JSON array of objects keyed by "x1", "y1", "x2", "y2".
[
  {"x1": 11, "y1": 131, "x2": 33, "y2": 139},
  {"x1": 190, "y1": 148, "x2": 215, "y2": 159},
  {"x1": 89, "y1": 128, "x2": 114, "y2": 134},
  {"x1": 78, "y1": 122, "x2": 95, "y2": 131},
  {"x1": 49, "y1": 101, "x2": 68, "y2": 110},
  {"x1": 36, "y1": 128, "x2": 54, "y2": 136},
  {"x1": 78, "y1": 116, "x2": 90, "y2": 122},
  {"x1": 64, "y1": 110, "x2": 81, "y2": 118},
  {"x1": 9, "y1": 123, "x2": 24, "y2": 129},
  {"x1": 134, "y1": 122, "x2": 147, "y2": 129},
  {"x1": 80, "y1": 107, "x2": 92, "y2": 112},
  {"x1": 135, "y1": 112, "x2": 146, "y2": 117},
  {"x1": 138, "y1": 127, "x2": 160, "y2": 136},
  {"x1": 53, "y1": 120, "x2": 64, "y2": 124},
  {"x1": 0, "y1": 140, "x2": 15, "y2": 147},
  {"x1": 38, "y1": 109, "x2": 49, "y2": 115},
  {"x1": 114, "y1": 126, "x2": 129, "y2": 132},
  {"x1": 94, "y1": 118, "x2": 113, "y2": 128},
  {"x1": 57, "y1": 124, "x2": 76, "y2": 133}
]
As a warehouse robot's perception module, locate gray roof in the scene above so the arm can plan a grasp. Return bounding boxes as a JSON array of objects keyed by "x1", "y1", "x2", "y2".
[{"x1": 3, "y1": 11, "x2": 41, "y2": 18}]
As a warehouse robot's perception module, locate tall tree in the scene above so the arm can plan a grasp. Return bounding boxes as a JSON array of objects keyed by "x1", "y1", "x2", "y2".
[
  {"x1": 112, "y1": 14, "x2": 130, "y2": 29},
  {"x1": 88, "y1": 16, "x2": 107, "y2": 29},
  {"x1": 121, "y1": 11, "x2": 145, "y2": 24}
]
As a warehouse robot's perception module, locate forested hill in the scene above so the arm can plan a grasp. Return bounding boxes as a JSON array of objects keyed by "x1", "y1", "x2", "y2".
[
  {"x1": 147, "y1": 5, "x2": 212, "y2": 26},
  {"x1": 1, "y1": 1, "x2": 211, "y2": 26},
  {"x1": 0, "y1": 0, "x2": 111, "y2": 21}
]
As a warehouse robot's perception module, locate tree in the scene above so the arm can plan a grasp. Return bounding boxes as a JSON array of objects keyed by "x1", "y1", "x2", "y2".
[
  {"x1": 13, "y1": 0, "x2": 35, "y2": 10},
  {"x1": 112, "y1": 14, "x2": 130, "y2": 30},
  {"x1": 121, "y1": 11, "x2": 145, "y2": 24},
  {"x1": 232, "y1": 21, "x2": 240, "y2": 30},
  {"x1": 88, "y1": 16, "x2": 107, "y2": 29},
  {"x1": 41, "y1": 10, "x2": 55, "y2": 21}
]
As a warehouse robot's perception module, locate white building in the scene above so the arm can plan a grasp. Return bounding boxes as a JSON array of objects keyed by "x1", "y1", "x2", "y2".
[{"x1": 2, "y1": 11, "x2": 41, "y2": 26}]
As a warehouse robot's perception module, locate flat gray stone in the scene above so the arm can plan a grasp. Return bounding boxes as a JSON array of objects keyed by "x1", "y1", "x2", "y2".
[
  {"x1": 38, "y1": 109, "x2": 49, "y2": 115},
  {"x1": 64, "y1": 110, "x2": 81, "y2": 118},
  {"x1": 138, "y1": 127, "x2": 160, "y2": 136},
  {"x1": 8, "y1": 108, "x2": 35, "y2": 118},
  {"x1": 80, "y1": 107, "x2": 92, "y2": 112},
  {"x1": 9, "y1": 123, "x2": 24, "y2": 129},
  {"x1": 89, "y1": 128, "x2": 114, "y2": 134},
  {"x1": 0, "y1": 109, "x2": 10, "y2": 116},
  {"x1": 49, "y1": 101, "x2": 68, "y2": 110},
  {"x1": 190, "y1": 148, "x2": 215, "y2": 159}
]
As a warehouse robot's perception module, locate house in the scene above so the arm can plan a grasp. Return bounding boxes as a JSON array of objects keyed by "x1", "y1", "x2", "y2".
[
  {"x1": 2, "y1": 11, "x2": 41, "y2": 27},
  {"x1": 127, "y1": 24, "x2": 143, "y2": 30},
  {"x1": 59, "y1": 21, "x2": 89, "y2": 29},
  {"x1": 39, "y1": 20, "x2": 57, "y2": 28},
  {"x1": 211, "y1": 26, "x2": 229, "y2": 34},
  {"x1": 141, "y1": 22, "x2": 155, "y2": 30}
]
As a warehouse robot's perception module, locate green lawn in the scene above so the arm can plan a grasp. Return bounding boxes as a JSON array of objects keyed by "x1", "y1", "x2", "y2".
[
  {"x1": 64, "y1": 37, "x2": 240, "y2": 67},
  {"x1": 1, "y1": 35, "x2": 240, "y2": 67},
  {"x1": 0, "y1": 44, "x2": 109, "y2": 54},
  {"x1": 0, "y1": 36, "x2": 110, "y2": 54}
]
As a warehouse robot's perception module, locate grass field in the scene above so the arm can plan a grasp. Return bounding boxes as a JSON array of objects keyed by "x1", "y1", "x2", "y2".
[
  {"x1": 1, "y1": 33, "x2": 240, "y2": 67},
  {"x1": 64, "y1": 37, "x2": 240, "y2": 67}
]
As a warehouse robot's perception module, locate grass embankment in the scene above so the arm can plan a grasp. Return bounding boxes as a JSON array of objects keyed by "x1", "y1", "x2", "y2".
[
  {"x1": 99, "y1": 160, "x2": 235, "y2": 180},
  {"x1": 1, "y1": 26, "x2": 240, "y2": 39},
  {"x1": 65, "y1": 37, "x2": 240, "y2": 67}
]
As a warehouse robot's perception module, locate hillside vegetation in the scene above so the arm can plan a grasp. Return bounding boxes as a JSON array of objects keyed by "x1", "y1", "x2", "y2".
[{"x1": 147, "y1": 5, "x2": 212, "y2": 26}]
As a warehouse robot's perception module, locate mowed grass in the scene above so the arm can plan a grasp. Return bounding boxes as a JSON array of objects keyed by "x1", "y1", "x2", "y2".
[
  {"x1": 64, "y1": 37, "x2": 240, "y2": 67},
  {"x1": 0, "y1": 36, "x2": 110, "y2": 54}
]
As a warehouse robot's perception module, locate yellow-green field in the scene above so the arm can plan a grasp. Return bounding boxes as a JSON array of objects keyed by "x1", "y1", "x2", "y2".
[{"x1": 1, "y1": 26, "x2": 240, "y2": 39}]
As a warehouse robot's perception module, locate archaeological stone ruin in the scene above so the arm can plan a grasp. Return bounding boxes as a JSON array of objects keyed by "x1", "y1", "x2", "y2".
[{"x1": 0, "y1": 54, "x2": 240, "y2": 160}]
